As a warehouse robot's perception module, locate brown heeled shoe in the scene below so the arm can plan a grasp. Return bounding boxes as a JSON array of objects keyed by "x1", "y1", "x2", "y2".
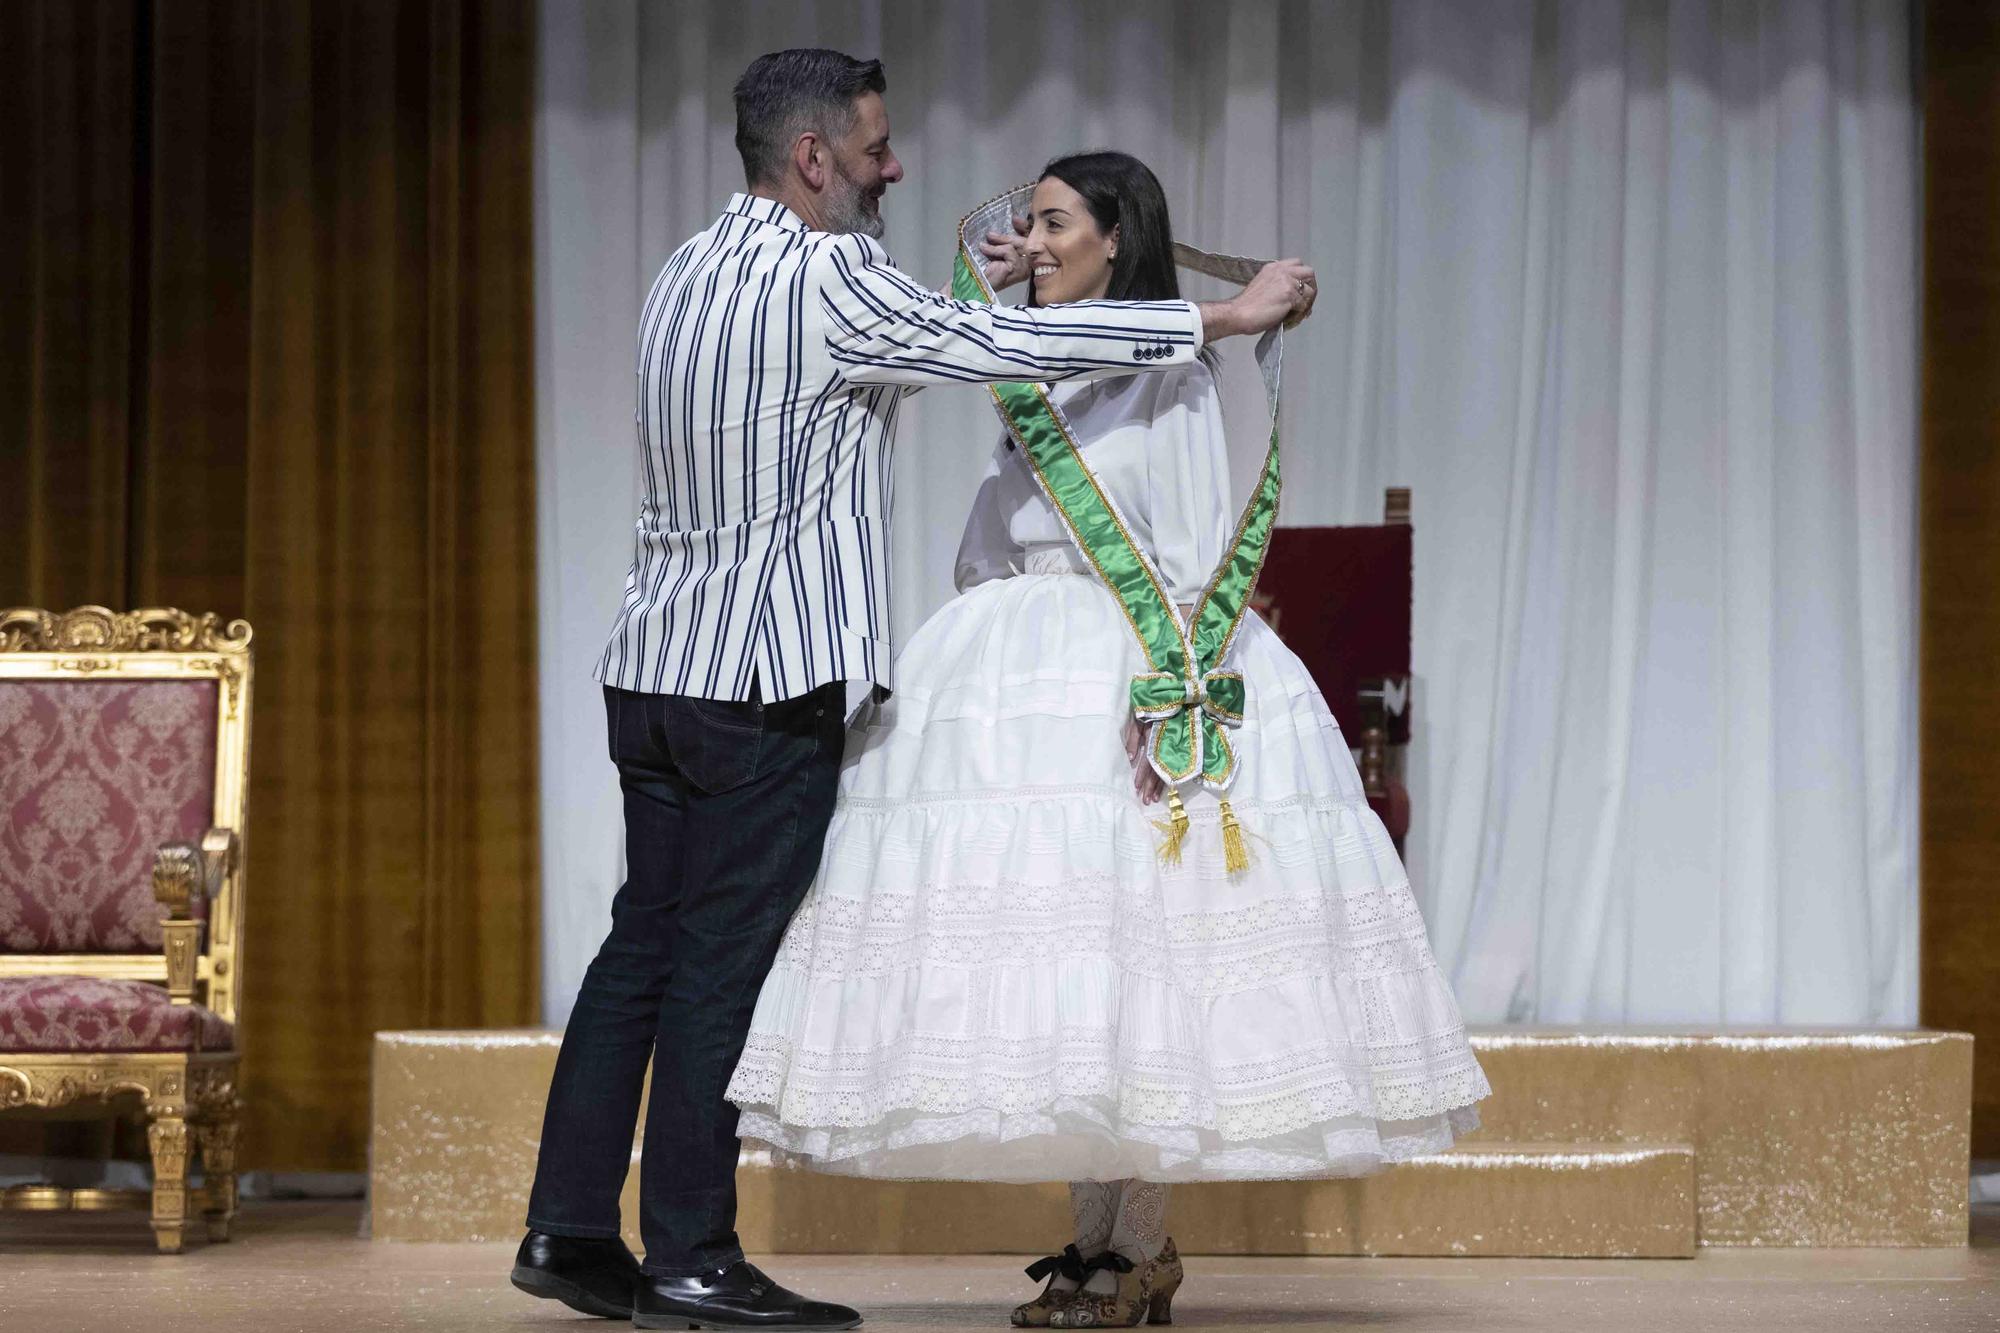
[
  {"x1": 1145, "y1": 1238, "x2": 1184, "y2": 1325},
  {"x1": 1011, "y1": 1243, "x2": 1088, "y2": 1327},
  {"x1": 1049, "y1": 1239, "x2": 1183, "y2": 1328}
]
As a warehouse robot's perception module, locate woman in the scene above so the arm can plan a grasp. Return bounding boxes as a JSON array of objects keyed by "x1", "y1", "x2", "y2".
[{"x1": 726, "y1": 152, "x2": 1489, "y2": 1328}]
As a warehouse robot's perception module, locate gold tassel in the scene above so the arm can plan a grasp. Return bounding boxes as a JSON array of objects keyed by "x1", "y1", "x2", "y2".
[
  {"x1": 1219, "y1": 799, "x2": 1253, "y2": 874},
  {"x1": 1154, "y1": 790, "x2": 1191, "y2": 868}
]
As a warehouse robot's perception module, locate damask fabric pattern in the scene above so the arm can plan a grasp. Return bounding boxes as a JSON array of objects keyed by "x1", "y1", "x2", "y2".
[
  {"x1": 1109, "y1": 1180, "x2": 1168, "y2": 1264},
  {"x1": 1069, "y1": 1180, "x2": 1118, "y2": 1257},
  {"x1": 728, "y1": 573, "x2": 1488, "y2": 1181},
  {"x1": 0, "y1": 977, "x2": 233, "y2": 1052},
  {"x1": 0, "y1": 681, "x2": 217, "y2": 953}
]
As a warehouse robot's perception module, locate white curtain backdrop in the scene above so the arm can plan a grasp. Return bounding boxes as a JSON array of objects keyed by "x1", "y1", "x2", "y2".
[{"x1": 535, "y1": 0, "x2": 1918, "y2": 1029}]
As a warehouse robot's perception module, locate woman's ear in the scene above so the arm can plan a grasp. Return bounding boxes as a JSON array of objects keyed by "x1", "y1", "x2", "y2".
[{"x1": 1107, "y1": 223, "x2": 1121, "y2": 261}]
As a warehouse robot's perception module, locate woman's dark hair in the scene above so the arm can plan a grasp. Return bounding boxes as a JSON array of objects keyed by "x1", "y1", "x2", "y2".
[{"x1": 1032, "y1": 151, "x2": 1180, "y2": 305}]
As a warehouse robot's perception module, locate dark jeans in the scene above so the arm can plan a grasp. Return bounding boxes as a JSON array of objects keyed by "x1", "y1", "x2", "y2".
[{"x1": 526, "y1": 681, "x2": 845, "y2": 1276}]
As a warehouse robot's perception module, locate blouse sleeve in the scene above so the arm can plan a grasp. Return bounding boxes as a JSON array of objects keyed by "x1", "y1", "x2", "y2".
[
  {"x1": 1144, "y1": 360, "x2": 1236, "y2": 604},
  {"x1": 953, "y1": 439, "x2": 1027, "y2": 593}
]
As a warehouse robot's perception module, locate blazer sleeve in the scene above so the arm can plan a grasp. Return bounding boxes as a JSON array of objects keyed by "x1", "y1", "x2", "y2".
[{"x1": 816, "y1": 233, "x2": 1204, "y2": 388}]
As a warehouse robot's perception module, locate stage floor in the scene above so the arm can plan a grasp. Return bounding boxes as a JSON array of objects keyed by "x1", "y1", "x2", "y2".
[{"x1": 3, "y1": 1201, "x2": 1998, "y2": 1332}]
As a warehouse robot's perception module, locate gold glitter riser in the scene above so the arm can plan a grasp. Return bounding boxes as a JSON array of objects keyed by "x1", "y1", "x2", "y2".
[
  {"x1": 368, "y1": 1027, "x2": 1971, "y2": 1252},
  {"x1": 1460, "y1": 1029, "x2": 1973, "y2": 1246}
]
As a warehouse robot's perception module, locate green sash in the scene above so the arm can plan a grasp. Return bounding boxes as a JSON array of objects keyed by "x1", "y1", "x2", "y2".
[{"x1": 953, "y1": 187, "x2": 1285, "y2": 869}]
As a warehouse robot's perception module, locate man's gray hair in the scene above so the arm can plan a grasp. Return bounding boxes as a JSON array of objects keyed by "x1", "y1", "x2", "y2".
[{"x1": 733, "y1": 49, "x2": 888, "y2": 187}]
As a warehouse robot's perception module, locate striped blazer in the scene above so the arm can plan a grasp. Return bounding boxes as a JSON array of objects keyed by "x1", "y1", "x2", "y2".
[{"x1": 595, "y1": 192, "x2": 1205, "y2": 703}]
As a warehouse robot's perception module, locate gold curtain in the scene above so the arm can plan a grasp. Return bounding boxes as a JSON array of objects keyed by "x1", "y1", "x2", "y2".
[
  {"x1": 0, "y1": 0, "x2": 539, "y2": 1171},
  {"x1": 1921, "y1": 0, "x2": 2000, "y2": 1159}
]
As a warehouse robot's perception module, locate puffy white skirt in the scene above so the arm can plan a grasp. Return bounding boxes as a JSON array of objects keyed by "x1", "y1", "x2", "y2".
[{"x1": 725, "y1": 569, "x2": 1489, "y2": 1182}]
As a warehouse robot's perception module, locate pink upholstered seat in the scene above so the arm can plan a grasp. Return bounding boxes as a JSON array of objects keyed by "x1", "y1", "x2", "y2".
[
  {"x1": 0, "y1": 976, "x2": 233, "y2": 1053},
  {"x1": 0, "y1": 680, "x2": 218, "y2": 952}
]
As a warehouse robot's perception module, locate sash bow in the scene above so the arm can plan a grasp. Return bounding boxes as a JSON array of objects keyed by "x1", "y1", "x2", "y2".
[{"x1": 1129, "y1": 668, "x2": 1245, "y2": 788}]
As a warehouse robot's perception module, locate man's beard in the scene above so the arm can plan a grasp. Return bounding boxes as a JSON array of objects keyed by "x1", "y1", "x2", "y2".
[{"x1": 823, "y1": 159, "x2": 886, "y2": 239}]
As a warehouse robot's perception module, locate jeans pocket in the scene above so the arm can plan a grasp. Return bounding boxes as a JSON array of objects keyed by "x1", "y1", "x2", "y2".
[
  {"x1": 686, "y1": 695, "x2": 764, "y2": 732},
  {"x1": 664, "y1": 696, "x2": 766, "y2": 795}
]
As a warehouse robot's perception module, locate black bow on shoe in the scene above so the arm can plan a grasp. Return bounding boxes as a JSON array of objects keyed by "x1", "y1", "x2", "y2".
[
  {"x1": 1082, "y1": 1252, "x2": 1135, "y2": 1278},
  {"x1": 1025, "y1": 1244, "x2": 1089, "y2": 1283}
]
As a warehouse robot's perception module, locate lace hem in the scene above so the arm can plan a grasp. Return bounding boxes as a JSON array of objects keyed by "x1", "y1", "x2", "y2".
[
  {"x1": 728, "y1": 1028, "x2": 1492, "y2": 1140},
  {"x1": 732, "y1": 1096, "x2": 1486, "y2": 1183}
]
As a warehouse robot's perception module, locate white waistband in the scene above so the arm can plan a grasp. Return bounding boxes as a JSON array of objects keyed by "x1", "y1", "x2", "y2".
[{"x1": 1022, "y1": 545, "x2": 1091, "y2": 576}]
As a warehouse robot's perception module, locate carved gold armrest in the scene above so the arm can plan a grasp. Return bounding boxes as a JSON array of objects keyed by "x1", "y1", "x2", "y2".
[{"x1": 151, "y1": 830, "x2": 238, "y2": 1006}]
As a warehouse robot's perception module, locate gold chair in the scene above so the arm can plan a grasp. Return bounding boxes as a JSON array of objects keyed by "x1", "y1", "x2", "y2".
[{"x1": 0, "y1": 607, "x2": 251, "y2": 1252}]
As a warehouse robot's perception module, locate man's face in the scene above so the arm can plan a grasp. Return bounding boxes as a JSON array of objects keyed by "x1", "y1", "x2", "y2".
[{"x1": 821, "y1": 91, "x2": 902, "y2": 239}]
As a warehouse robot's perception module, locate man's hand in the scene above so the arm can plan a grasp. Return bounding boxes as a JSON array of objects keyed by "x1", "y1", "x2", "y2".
[
  {"x1": 978, "y1": 213, "x2": 1033, "y2": 290},
  {"x1": 1199, "y1": 259, "x2": 1316, "y2": 341}
]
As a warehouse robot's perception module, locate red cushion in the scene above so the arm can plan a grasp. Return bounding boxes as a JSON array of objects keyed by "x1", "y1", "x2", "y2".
[
  {"x1": 0, "y1": 680, "x2": 218, "y2": 952},
  {"x1": 0, "y1": 976, "x2": 234, "y2": 1053}
]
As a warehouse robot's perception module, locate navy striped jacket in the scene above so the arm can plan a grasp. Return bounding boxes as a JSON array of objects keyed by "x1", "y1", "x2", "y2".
[{"x1": 595, "y1": 193, "x2": 1204, "y2": 703}]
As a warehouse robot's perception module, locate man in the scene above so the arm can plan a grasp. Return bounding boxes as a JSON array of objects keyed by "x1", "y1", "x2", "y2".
[{"x1": 512, "y1": 48, "x2": 1315, "y2": 1331}]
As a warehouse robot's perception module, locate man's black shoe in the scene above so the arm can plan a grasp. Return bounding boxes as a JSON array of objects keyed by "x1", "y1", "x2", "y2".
[
  {"x1": 634, "y1": 1260, "x2": 862, "y2": 1330},
  {"x1": 510, "y1": 1230, "x2": 640, "y2": 1319}
]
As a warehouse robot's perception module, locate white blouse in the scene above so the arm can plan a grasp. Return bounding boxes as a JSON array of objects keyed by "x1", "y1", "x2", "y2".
[{"x1": 953, "y1": 358, "x2": 1234, "y2": 604}]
